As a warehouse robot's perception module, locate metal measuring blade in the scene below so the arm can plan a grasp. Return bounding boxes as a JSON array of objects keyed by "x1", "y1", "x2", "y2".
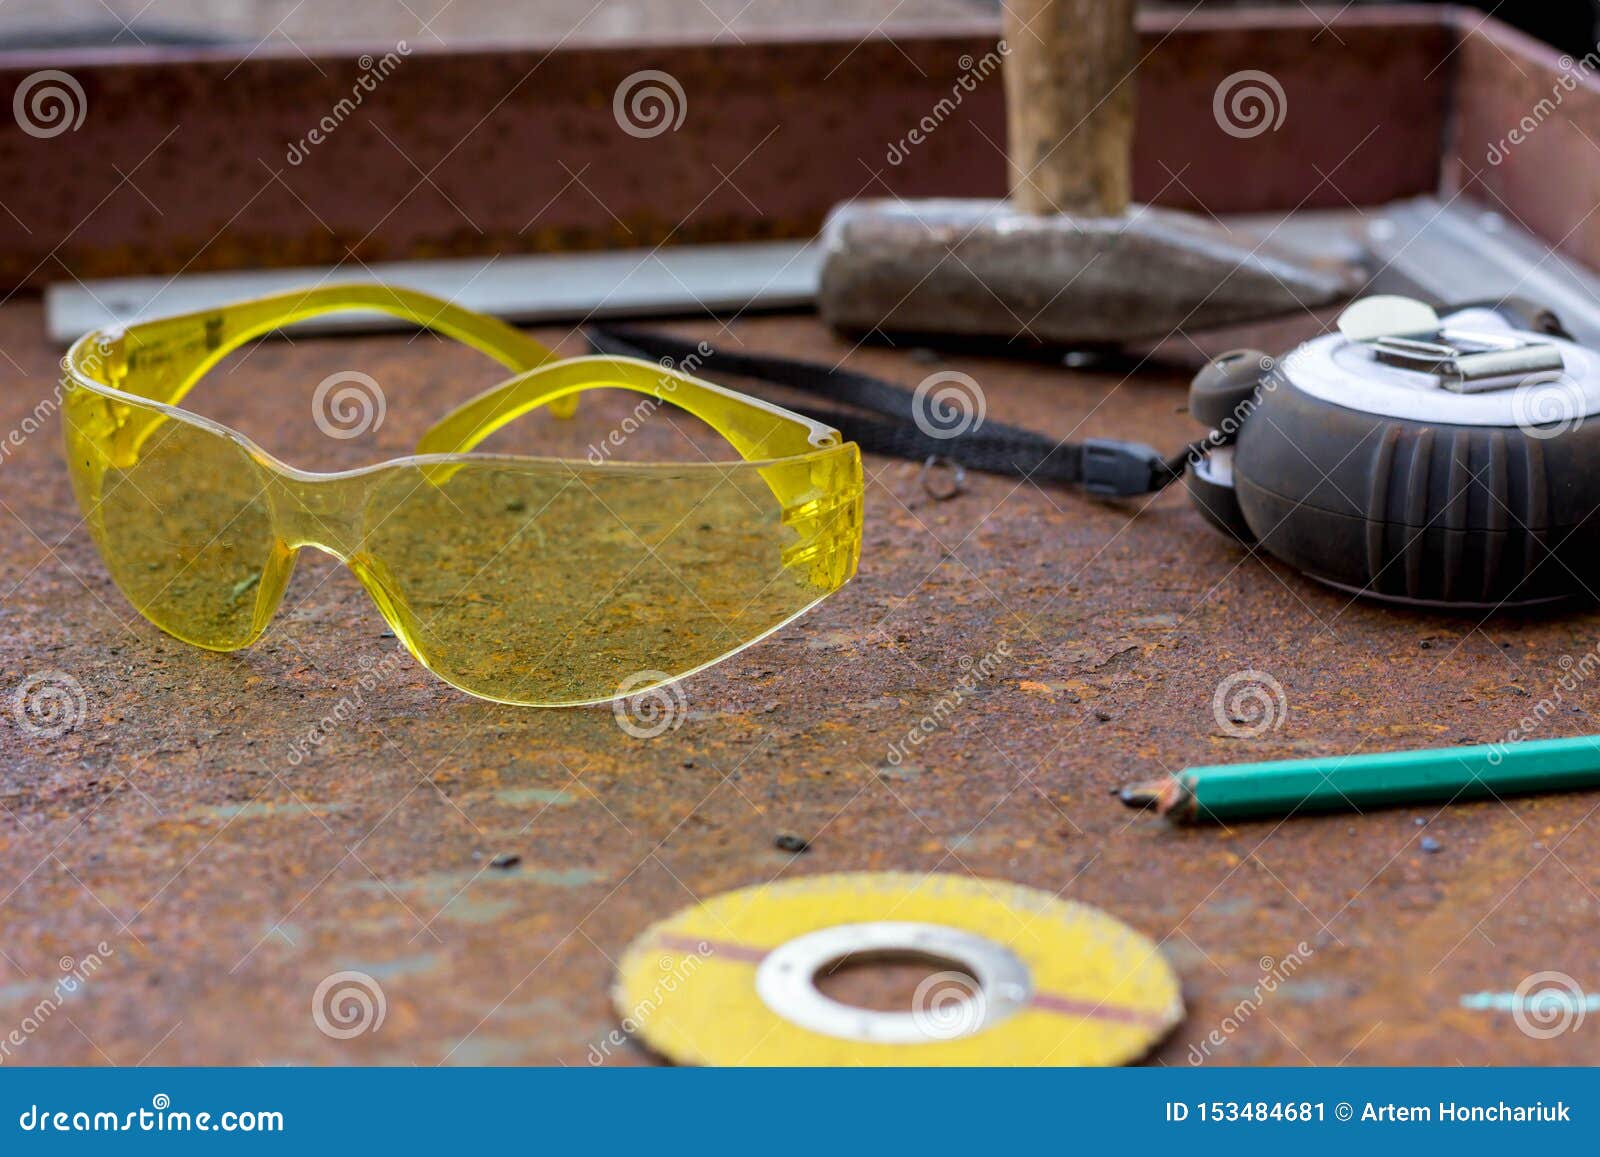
[{"x1": 1339, "y1": 295, "x2": 1565, "y2": 392}]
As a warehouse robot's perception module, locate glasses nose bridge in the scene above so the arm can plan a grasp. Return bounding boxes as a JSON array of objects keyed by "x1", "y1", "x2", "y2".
[{"x1": 267, "y1": 471, "x2": 367, "y2": 555}]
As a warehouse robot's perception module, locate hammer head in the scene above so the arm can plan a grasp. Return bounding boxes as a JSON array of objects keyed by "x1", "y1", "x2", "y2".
[{"x1": 817, "y1": 199, "x2": 1360, "y2": 346}]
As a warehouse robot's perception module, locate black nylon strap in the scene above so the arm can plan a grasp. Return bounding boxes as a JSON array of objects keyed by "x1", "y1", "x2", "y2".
[{"x1": 585, "y1": 325, "x2": 1196, "y2": 497}]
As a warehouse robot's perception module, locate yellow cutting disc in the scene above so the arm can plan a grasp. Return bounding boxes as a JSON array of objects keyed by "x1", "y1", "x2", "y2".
[{"x1": 613, "y1": 872, "x2": 1183, "y2": 1066}]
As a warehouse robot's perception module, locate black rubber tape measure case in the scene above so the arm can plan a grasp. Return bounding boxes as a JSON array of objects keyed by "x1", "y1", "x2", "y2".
[{"x1": 1187, "y1": 296, "x2": 1596, "y2": 609}]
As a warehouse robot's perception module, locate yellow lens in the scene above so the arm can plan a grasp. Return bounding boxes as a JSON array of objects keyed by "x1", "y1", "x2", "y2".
[
  {"x1": 63, "y1": 391, "x2": 290, "y2": 650},
  {"x1": 357, "y1": 455, "x2": 858, "y2": 706}
]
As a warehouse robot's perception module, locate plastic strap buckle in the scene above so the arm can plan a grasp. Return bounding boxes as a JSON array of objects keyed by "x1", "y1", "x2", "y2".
[{"x1": 1079, "y1": 438, "x2": 1168, "y2": 497}]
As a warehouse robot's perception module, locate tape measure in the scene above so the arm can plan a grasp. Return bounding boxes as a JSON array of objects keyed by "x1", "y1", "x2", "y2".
[
  {"x1": 613, "y1": 872, "x2": 1183, "y2": 1066},
  {"x1": 1187, "y1": 296, "x2": 1600, "y2": 608}
]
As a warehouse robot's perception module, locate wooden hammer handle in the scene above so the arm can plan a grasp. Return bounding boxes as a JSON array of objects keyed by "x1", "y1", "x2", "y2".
[{"x1": 1002, "y1": 0, "x2": 1137, "y2": 216}]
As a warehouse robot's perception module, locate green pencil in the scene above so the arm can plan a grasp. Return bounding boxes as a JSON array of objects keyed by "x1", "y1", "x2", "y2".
[{"x1": 1120, "y1": 734, "x2": 1600, "y2": 823}]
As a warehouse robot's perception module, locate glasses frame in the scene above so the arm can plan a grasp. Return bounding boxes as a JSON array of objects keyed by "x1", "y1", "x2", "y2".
[{"x1": 60, "y1": 284, "x2": 863, "y2": 706}]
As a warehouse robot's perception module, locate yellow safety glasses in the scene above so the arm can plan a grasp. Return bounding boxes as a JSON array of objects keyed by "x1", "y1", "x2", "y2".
[{"x1": 61, "y1": 286, "x2": 862, "y2": 707}]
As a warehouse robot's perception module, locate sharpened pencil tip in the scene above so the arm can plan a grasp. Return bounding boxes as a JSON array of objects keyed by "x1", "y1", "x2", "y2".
[{"x1": 1118, "y1": 781, "x2": 1163, "y2": 810}]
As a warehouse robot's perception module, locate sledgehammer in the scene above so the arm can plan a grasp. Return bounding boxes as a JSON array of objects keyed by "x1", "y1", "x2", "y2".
[{"x1": 818, "y1": 0, "x2": 1357, "y2": 346}]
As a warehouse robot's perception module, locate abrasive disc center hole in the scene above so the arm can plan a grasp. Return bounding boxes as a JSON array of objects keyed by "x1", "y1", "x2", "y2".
[{"x1": 811, "y1": 949, "x2": 979, "y2": 1013}]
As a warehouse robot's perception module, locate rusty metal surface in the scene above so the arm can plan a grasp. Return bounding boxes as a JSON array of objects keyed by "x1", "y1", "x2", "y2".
[
  {"x1": 0, "y1": 6, "x2": 1453, "y2": 290},
  {"x1": 1447, "y1": 9, "x2": 1600, "y2": 273},
  {"x1": 4, "y1": 300, "x2": 1600, "y2": 1066},
  {"x1": 0, "y1": 0, "x2": 986, "y2": 47}
]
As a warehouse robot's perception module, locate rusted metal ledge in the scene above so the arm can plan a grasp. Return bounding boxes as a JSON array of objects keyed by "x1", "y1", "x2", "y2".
[
  {"x1": 0, "y1": 7, "x2": 1455, "y2": 290},
  {"x1": 1447, "y1": 12, "x2": 1600, "y2": 274}
]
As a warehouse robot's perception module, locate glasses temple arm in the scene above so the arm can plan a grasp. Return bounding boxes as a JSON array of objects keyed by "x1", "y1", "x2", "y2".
[
  {"x1": 415, "y1": 354, "x2": 839, "y2": 464},
  {"x1": 89, "y1": 283, "x2": 566, "y2": 413}
]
